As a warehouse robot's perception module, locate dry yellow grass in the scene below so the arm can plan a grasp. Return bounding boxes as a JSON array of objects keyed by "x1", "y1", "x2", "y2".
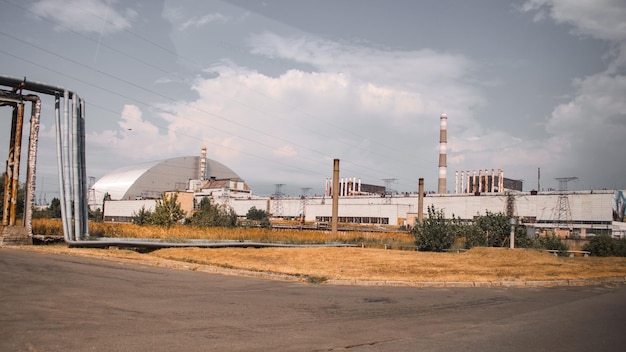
[
  {"x1": 28, "y1": 220, "x2": 626, "y2": 284},
  {"x1": 148, "y1": 247, "x2": 626, "y2": 282},
  {"x1": 17, "y1": 245, "x2": 626, "y2": 283},
  {"x1": 35, "y1": 219, "x2": 415, "y2": 248}
]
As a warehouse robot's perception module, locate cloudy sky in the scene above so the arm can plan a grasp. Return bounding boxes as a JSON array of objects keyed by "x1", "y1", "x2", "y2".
[{"x1": 1, "y1": 0, "x2": 625, "y2": 199}]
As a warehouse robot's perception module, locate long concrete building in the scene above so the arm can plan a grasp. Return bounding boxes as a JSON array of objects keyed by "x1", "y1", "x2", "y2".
[{"x1": 99, "y1": 164, "x2": 626, "y2": 238}]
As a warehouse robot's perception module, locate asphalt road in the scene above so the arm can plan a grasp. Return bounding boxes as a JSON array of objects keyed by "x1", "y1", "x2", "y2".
[{"x1": 1, "y1": 248, "x2": 625, "y2": 352}]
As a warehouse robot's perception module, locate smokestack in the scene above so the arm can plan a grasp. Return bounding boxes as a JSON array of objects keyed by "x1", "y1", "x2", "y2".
[
  {"x1": 418, "y1": 178, "x2": 424, "y2": 224},
  {"x1": 438, "y1": 113, "x2": 447, "y2": 194},
  {"x1": 200, "y1": 146, "x2": 207, "y2": 181},
  {"x1": 332, "y1": 159, "x2": 339, "y2": 235}
]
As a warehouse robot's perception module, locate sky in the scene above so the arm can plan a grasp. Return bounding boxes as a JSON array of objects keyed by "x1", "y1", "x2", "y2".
[{"x1": 0, "y1": 0, "x2": 625, "y2": 200}]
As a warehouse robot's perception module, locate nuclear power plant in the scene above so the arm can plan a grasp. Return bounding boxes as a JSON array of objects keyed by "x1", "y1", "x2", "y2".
[{"x1": 93, "y1": 113, "x2": 626, "y2": 239}]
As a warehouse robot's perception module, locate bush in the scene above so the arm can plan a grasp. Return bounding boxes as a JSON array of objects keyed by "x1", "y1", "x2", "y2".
[
  {"x1": 152, "y1": 193, "x2": 185, "y2": 228},
  {"x1": 245, "y1": 206, "x2": 271, "y2": 229},
  {"x1": 474, "y1": 211, "x2": 510, "y2": 247},
  {"x1": 131, "y1": 205, "x2": 153, "y2": 226},
  {"x1": 513, "y1": 226, "x2": 535, "y2": 248},
  {"x1": 413, "y1": 206, "x2": 455, "y2": 252},
  {"x1": 538, "y1": 233, "x2": 569, "y2": 255},
  {"x1": 246, "y1": 206, "x2": 269, "y2": 221},
  {"x1": 583, "y1": 235, "x2": 626, "y2": 257},
  {"x1": 187, "y1": 197, "x2": 238, "y2": 228},
  {"x1": 463, "y1": 223, "x2": 487, "y2": 249}
]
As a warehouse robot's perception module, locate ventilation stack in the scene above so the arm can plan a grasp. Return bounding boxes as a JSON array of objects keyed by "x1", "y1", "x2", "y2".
[
  {"x1": 199, "y1": 146, "x2": 207, "y2": 181},
  {"x1": 438, "y1": 112, "x2": 447, "y2": 194}
]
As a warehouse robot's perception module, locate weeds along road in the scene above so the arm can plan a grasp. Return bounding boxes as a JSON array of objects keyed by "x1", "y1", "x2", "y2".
[{"x1": 1, "y1": 248, "x2": 625, "y2": 352}]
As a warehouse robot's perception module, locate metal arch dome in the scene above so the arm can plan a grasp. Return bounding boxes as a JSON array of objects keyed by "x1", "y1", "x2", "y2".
[{"x1": 91, "y1": 156, "x2": 241, "y2": 204}]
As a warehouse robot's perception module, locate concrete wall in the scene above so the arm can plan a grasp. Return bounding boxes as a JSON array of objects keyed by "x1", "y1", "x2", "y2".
[
  {"x1": 102, "y1": 190, "x2": 616, "y2": 235},
  {"x1": 104, "y1": 199, "x2": 156, "y2": 222}
]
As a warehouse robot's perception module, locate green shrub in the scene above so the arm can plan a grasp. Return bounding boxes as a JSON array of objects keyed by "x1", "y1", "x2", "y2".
[
  {"x1": 584, "y1": 235, "x2": 619, "y2": 257},
  {"x1": 538, "y1": 233, "x2": 569, "y2": 255},
  {"x1": 413, "y1": 206, "x2": 455, "y2": 252}
]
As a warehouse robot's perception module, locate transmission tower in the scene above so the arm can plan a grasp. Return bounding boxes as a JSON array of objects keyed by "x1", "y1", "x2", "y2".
[
  {"x1": 553, "y1": 177, "x2": 578, "y2": 233},
  {"x1": 505, "y1": 192, "x2": 517, "y2": 218},
  {"x1": 87, "y1": 176, "x2": 97, "y2": 208},
  {"x1": 298, "y1": 187, "x2": 311, "y2": 224},
  {"x1": 272, "y1": 184, "x2": 285, "y2": 218},
  {"x1": 382, "y1": 178, "x2": 397, "y2": 204}
]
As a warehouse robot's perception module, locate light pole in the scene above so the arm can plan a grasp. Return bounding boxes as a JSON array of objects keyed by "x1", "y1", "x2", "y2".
[{"x1": 509, "y1": 218, "x2": 517, "y2": 249}]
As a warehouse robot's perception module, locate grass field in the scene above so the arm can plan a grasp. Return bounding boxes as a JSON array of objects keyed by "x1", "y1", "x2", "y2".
[
  {"x1": 26, "y1": 219, "x2": 626, "y2": 285},
  {"x1": 20, "y1": 245, "x2": 626, "y2": 284},
  {"x1": 34, "y1": 219, "x2": 416, "y2": 248}
]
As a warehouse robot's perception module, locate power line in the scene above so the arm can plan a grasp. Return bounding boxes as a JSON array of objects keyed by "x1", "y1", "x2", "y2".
[{"x1": 0, "y1": 3, "x2": 425, "y2": 188}]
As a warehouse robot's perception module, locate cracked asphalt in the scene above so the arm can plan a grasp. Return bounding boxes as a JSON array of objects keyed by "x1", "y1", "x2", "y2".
[{"x1": 1, "y1": 248, "x2": 625, "y2": 351}]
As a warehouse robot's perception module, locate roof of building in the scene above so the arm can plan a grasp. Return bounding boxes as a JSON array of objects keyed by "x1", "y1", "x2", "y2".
[{"x1": 91, "y1": 156, "x2": 242, "y2": 205}]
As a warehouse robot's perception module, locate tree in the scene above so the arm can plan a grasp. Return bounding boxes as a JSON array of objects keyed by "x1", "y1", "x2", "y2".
[
  {"x1": 583, "y1": 235, "x2": 617, "y2": 257},
  {"x1": 151, "y1": 193, "x2": 185, "y2": 228},
  {"x1": 47, "y1": 197, "x2": 62, "y2": 218},
  {"x1": 246, "y1": 206, "x2": 271, "y2": 228},
  {"x1": 187, "y1": 197, "x2": 238, "y2": 227},
  {"x1": 413, "y1": 205, "x2": 456, "y2": 252},
  {"x1": 538, "y1": 232, "x2": 569, "y2": 255},
  {"x1": 474, "y1": 210, "x2": 510, "y2": 247},
  {"x1": 512, "y1": 225, "x2": 534, "y2": 248},
  {"x1": 131, "y1": 205, "x2": 153, "y2": 226},
  {"x1": 246, "y1": 206, "x2": 268, "y2": 220}
]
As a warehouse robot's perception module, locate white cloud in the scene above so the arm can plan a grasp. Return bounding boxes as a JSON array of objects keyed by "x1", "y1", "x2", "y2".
[
  {"x1": 521, "y1": 0, "x2": 626, "y2": 187},
  {"x1": 89, "y1": 33, "x2": 486, "y2": 190},
  {"x1": 274, "y1": 145, "x2": 297, "y2": 158},
  {"x1": 29, "y1": 0, "x2": 136, "y2": 35},
  {"x1": 88, "y1": 104, "x2": 174, "y2": 161},
  {"x1": 521, "y1": 0, "x2": 626, "y2": 41},
  {"x1": 179, "y1": 13, "x2": 231, "y2": 31}
]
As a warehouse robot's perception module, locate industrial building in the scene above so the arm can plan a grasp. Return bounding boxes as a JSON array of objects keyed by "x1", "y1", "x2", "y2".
[
  {"x1": 90, "y1": 147, "x2": 246, "y2": 207},
  {"x1": 95, "y1": 113, "x2": 626, "y2": 238}
]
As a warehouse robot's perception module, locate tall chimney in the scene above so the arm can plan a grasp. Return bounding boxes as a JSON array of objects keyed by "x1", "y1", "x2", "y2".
[
  {"x1": 438, "y1": 112, "x2": 447, "y2": 194},
  {"x1": 200, "y1": 146, "x2": 207, "y2": 181},
  {"x1": 332, "y1": 159, "x2": 339, "y2": 235},
  {"x1": 418, "y1": 178, "x2": 424, "y2": 224}
]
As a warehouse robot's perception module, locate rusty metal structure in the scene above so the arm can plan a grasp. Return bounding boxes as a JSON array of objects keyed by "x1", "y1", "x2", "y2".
[{"x1": 1, "y1": 76, "x2": 88, "y2": 243}]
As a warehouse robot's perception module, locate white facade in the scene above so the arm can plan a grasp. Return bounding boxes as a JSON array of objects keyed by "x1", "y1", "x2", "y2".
[
  {"x1": 102, "y1": 189, "x2": 622, "y2": 237},
  {"x1": 103, "y1": 199, "x2": 156, "y2": 223}
]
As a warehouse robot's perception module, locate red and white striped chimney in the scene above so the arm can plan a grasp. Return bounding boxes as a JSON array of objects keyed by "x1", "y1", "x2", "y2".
[{"x1": 438, "y1": 112, "x2": 447, "y2": 194}]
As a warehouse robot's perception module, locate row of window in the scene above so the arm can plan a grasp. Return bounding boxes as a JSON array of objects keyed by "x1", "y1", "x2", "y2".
[{"x1": 315, "y1": 216, "x2": 389, "y2": 225}]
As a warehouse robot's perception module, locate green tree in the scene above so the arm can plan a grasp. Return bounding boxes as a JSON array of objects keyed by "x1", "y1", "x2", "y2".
[
  {"x1": 246, "y1": 206, "x2": 268, "y2": 220},
  {"x1": 583, "y1": 235, "x2": 617, "y2": 257},
  {"x1": 413, "y1": 205, "x2": 456, "y2": 252},
  {"x1": 512, "y1": 225, "x2": 535, "y2": 248},
  {"x1": 474, "y1": 210, "x2": 510, "y2": 247},
  {"x1": 151, "y1": 193, "x2": 185, "y2": 228},
  {"x1": 538, "y1": 232, "x2": 569, "y2": 255},
  {"x1": 463, "y1": 222, "x2": 488, "y2": 248},
  {"x1": 131, "y1": 205, "x2": 153, "y2": 226},
  {"x1": 246, "y1": 206, "x2": 271, "y2": 228},
  {"x1": 187, "y1": 197, "x2": 238, "y2": 227},
  {"x1": 47, "y1": 197, "x2": 62, "y2": 218}
]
